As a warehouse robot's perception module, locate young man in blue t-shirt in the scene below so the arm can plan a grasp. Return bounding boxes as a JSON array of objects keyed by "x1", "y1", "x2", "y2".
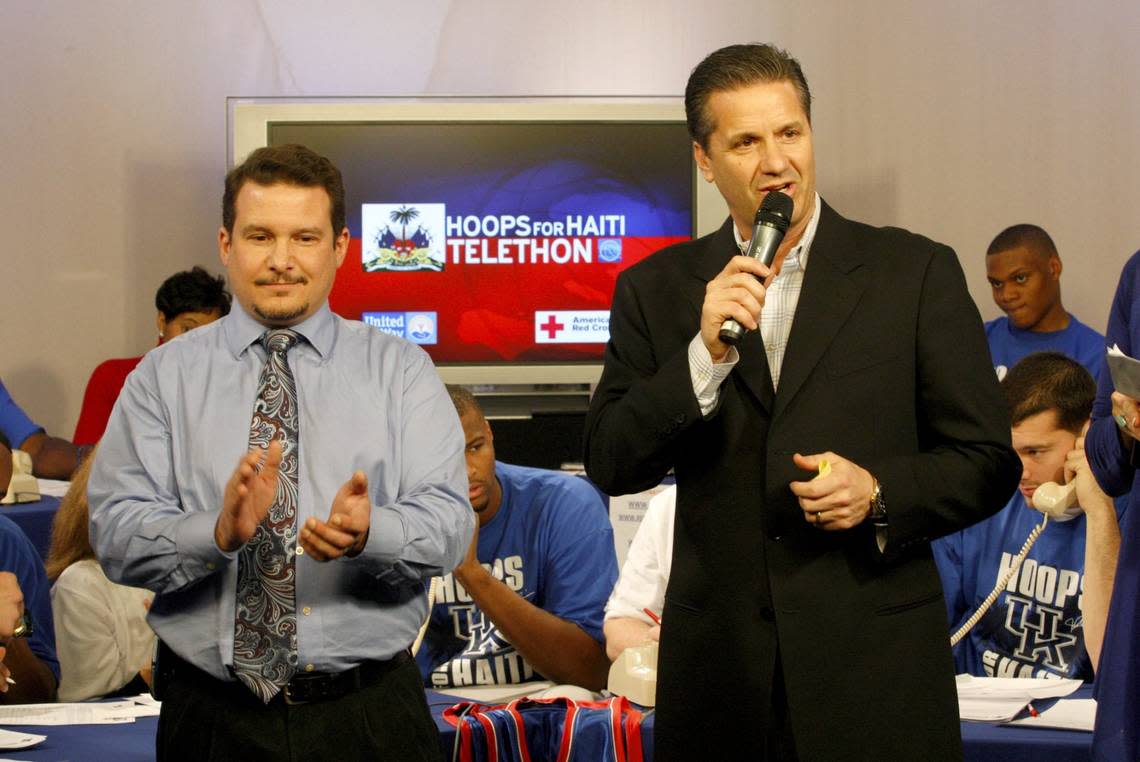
[
  {"x1": 984, "y1": 224, "x2": 1105, "y2": 382},
  {"x1": 416, "y1": 387, "x2": 617, "y2": 691},
  {"x1": 934, "y1": 352, "x2": 1120, "y2": 679}
]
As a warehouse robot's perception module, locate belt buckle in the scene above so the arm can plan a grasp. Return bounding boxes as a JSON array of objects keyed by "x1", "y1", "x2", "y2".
[{"x1": 282, "y1": 682, "x2": 308, "y2": 705}]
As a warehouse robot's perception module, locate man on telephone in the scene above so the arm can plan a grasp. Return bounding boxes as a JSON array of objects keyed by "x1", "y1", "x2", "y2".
[{"x1": 934, "y1": 351, "x2": 1120, "y2": 679}]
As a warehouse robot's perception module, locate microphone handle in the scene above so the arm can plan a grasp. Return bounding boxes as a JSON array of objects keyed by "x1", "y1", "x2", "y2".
[{"x1": 718, "y1": 221, "x2": 786, "y2": 346}]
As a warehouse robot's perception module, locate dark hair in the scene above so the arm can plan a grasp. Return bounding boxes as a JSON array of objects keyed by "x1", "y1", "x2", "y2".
[
  {"x1": 155, "y1": 266, "x2": 231, "y2": 321},
  {"x1": 1003, "y1": 352, "x2": 1095, "y2": 433},
  {"x1": 986, "y1": 224, "x2": 1059, "y2": 260},
  {"x1": 447, "y1": 385, "x2": 482, "y2": 419},
  {"x1": 222, "y1": 144, "x2": 346, "y2": 235},
  {"x1": 685, "y1": 43, "x2": 812, "y2": 150}
]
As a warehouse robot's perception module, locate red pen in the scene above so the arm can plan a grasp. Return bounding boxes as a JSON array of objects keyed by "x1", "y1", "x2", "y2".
[
  {"x1": 643, "y1": 607, "x2": 662, "y2": 625},
  {"x1": 1027, "y1": 703, "x2": 1039, "y2": 718}
]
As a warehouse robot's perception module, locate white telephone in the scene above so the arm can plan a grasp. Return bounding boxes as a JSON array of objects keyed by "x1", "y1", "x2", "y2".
[
  {"x1": 607, "y1": 641, "x2": 658, "y2": 707},
  {"x1": 949, "y1": 479, "x2": 1081, "y2": 646},
  {"x1": 1, "y1": 449, "x2": 39, "y2": 504},
  {"x1": 1030, "y1": 480, "x2": 1081, "y2": 521}
]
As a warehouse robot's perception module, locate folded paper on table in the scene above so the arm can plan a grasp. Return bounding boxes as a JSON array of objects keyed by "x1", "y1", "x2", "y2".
[
  {"x1": 1004, "y1": 698, "x2": 1096, "y2": 732},
  {"x1": 0, "y1": 727, "x2": 47, "y2": 750},
  {"x1": 955, "y1": 674, "x2": 1082, "y2": 723}
]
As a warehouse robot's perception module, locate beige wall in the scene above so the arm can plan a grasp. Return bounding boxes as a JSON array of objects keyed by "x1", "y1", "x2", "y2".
[{"x1": 4, "y1": 0, "x2": 1138, "y2": 436}]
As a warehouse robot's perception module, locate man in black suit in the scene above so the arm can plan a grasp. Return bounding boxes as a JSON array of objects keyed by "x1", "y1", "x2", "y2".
[{"x1": 585, "y1": 43, "x2": 1020, "y2": 760}]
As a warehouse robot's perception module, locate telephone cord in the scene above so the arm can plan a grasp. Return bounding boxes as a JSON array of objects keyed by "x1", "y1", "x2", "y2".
[{"x1": 949, "y1": 513, "x2": 1049, "y2": 647}]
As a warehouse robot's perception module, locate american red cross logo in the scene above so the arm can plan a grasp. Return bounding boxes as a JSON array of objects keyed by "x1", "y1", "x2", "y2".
[{"x1": 540, "y1": 315, "x2": 564, "y2": 339}]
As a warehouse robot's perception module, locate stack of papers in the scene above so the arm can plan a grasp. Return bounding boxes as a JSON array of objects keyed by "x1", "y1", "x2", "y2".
[
  {"x1": 0, "y1": 694, "x2": 160, "y2": 751},
  {"x1": 955, "y1": 674, "x2": 1081, "y2": 723}
]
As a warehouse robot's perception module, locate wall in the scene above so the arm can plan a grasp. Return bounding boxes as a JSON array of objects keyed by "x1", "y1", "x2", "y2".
[{"x1": 3, "y1": 0, "x2": 1138, "y2": 435}]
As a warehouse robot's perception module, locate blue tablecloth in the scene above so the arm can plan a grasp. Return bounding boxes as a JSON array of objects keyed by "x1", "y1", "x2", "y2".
[
  {"x1": 3, "y1": 688, "x2": 1094, "y2": 760},
  {"x1": 1, "y1": 496, "x2": 59, "y2": 561}
]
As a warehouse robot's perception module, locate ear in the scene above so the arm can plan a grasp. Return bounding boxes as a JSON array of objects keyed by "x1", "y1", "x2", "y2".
[
  {"x1": 1049, "y1": 255, "x2": 1062, "y2": 280},
  {"x1": 218, "y1": 226, "x2": 232, "y2": 267},
  {"x1": 693, "y1": 141, "x2": 715, "y2": 184},
  {"x1": 334, "y1": 227, "x2": 350, "y2": 268},
  {"x1": 155, "y1": 312, "x2": 167, "y2": 339}
]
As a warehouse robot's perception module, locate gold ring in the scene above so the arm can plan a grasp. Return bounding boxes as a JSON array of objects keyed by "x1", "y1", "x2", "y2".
[{"x1": 11, "y1": 620, "x2": 26, "y2": 639}]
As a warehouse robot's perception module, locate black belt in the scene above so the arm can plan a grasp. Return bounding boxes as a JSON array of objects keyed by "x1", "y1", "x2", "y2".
[
  {"x1": 160, "y1": 642, "x2": 409, "y2": 706},
  {"x1": 282, "y1": 652, "x2": 408, "y2": 705}
]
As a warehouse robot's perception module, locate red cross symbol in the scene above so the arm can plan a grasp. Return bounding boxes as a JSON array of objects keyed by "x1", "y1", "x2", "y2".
[{"x1": 540, "y1": 314, "x2": 564, "y2": 339}]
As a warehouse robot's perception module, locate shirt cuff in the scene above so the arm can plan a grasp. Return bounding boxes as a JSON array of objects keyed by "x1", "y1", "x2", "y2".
[
  {"x1": 689, "y1": 333, "x2": 738, "y2": 417},
  {"x1": 176, "y1": 509, "x2": 235, "y2": 578}
]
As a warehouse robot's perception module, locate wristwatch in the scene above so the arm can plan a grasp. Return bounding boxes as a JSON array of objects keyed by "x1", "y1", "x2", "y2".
[{"x1": 868, "y1": 478, "x2": 887, "y2": 527}]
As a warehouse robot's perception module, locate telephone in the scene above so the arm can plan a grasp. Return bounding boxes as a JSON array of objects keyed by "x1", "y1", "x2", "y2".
[
  {"x1": 1030, "y1": 480, "x2": 1081, "y2": 521},
  {"x1": 1, "y1": 449, "x2": 39, "y2": 505},
  {"x1": 607, "y1": 641, "x2": 658, "y2": 707},
  {"x1": 949, "y1": 479, "x2": 1081, "y2": 646}
]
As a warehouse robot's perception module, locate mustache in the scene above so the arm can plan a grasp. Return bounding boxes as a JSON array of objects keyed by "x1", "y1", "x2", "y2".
[{"x1": 254, "y1": 276, "x2": 309, "y2": 286}]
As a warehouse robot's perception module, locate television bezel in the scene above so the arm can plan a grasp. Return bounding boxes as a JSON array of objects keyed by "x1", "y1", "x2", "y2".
[{"x1": 227, "y1": 96, "x2": 728, "y2": 387}]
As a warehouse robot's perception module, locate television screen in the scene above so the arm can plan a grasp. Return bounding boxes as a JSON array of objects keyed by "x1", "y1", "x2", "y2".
[{"x1": 267, "y1": 120, "x2": 694, "y2": 369}]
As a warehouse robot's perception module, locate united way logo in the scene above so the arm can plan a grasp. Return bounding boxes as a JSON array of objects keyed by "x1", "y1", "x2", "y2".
[
  {"x1": 362, "y1": 311, "x2": 438, "y2": 345},
  {"x1": 362, "y1": 203, "x2": 446, "y2": 272},
  {"x1": 405, "y1": 312, "x2": 437, "y2": 344},
  {"x1": 598, "y1": 238, "x2": 623, "y2": 263}
]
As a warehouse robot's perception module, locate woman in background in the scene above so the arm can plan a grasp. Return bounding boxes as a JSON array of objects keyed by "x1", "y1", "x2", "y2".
[{"x1": 46, "y1": 452, "x2": 155, "y2": 701}]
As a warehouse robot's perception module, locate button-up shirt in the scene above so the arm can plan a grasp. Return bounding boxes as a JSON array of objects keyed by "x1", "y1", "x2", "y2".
[
  {"x1": 89, "y1": 304, "x2": 472, "y2": 680},
  {"x1": 690, "y1": 192, "x2": 822, "y2": 414}
]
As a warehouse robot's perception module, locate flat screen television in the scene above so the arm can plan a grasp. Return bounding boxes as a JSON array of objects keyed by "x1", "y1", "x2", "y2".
[{"x1": 228, "y1": 98, "x2": 728, "y2": 386}]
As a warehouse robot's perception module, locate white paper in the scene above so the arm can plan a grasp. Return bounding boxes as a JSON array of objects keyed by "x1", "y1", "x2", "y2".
[
  {"x1": 0, "y1": 727, "x2": 47, "y2": 750},
  {"x1": 955, "y1": 674, "x2": 1082, "y2": 723},
  {"x1": 0, "y1": 700, "x2": 137, "y2": 725},
  {"x1": 34, "y1": 479, "x2": 71, "y2": 498},
  {"x1": 1107, "y1": 345, "x2": 1140, "y2": 399},
  {"x1": 1005, "y1": 698, "x2": 1097, "y2": 732}
]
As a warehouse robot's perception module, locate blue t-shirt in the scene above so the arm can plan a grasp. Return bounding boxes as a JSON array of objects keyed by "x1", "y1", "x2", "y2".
[
  {"x1": 0, "y1": 380, "x2": 42, "y2": 451},
  {"x1": 0, "y1": 514, "x2": 59, "y2": 681},
  {"x1": 985, "y1": 314, "x2": 1106, "y2": 382},
  {"x1": 418, "y1": 462, "x2": 618, "y2": 688},
  {"x1": 933, "y1": 492, "x2": 1093, "y2": 680}
]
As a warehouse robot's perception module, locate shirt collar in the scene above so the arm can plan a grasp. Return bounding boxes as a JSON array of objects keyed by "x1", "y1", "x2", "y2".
[
  {"x1": 734, "y1": 191, "x2": 823, "y2": 272},
  {"x1": 223, "y1": 302, "x2": 336, "y2": 360}
]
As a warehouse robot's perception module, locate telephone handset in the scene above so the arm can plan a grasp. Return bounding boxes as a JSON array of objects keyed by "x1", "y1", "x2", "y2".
[
  {"x1": 1030, "y1": 480, "x2": 1082, "y2": 521},
  {"x1": 949, "y1": 479, "x2": 1080, "y2": 647}
]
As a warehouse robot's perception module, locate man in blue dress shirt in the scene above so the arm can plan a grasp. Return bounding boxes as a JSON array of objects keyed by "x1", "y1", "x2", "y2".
[{"x1": 89, "y1": 144, "x2": 472, "y2": 761}]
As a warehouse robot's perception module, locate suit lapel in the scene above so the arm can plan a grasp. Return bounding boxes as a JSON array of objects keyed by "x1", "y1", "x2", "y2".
[
  {"x1": 773, "y1": 203, "x2": 870, "y2": 420},
  {"x1": 686, "y1": 218, "x2": 775, "y2": 413}
]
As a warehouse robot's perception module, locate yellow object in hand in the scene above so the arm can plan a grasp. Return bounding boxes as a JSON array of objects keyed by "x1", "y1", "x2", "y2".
[{"x1": 815, "y1": 459, "x2": 831, "y2": 479}]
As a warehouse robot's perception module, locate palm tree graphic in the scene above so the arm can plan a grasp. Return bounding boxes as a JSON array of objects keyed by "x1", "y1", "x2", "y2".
[{"x1": 390, "y1": 205, "x2": 420, "y2": 243}]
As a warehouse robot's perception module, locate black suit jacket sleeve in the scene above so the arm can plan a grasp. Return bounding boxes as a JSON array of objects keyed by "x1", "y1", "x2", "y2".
[
  {"x1": 864, "y1": 243, "x2": 1020, "y2": 551},
  {"x1": 584, "y1": 269, "x2": 703, "y2": 495}
]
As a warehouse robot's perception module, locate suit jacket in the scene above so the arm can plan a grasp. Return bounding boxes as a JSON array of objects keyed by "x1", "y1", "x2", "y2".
[{"x1": 585, "y1": 202, "x2": 1020, "y2": 761}]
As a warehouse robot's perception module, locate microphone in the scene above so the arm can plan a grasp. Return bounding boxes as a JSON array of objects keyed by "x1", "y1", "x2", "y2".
[{"x1": 718, "y1": 192, "x2": 794, "y2": 346}]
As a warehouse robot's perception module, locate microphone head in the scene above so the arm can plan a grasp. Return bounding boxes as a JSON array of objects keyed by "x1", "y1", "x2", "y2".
[{"x1": 753, "y1": 192, "x2": 793, "y2": 232}]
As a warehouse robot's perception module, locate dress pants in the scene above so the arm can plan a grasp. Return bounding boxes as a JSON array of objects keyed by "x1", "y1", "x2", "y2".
[{"x1": 156, "y1": 650, "x2": 444, "y2": 762}]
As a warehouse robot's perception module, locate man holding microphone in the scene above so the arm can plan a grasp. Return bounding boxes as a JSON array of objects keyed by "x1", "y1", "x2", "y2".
[{"x1": 586, "y1": 43, "x2": 1019, "y2": 760}]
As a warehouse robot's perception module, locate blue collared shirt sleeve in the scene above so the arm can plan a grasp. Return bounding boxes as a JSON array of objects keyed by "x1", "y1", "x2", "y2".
[
  {"x1": 88, "y1": 353, "x2": 234, "y2": 594},
  {"x1": 351, "y1": 346, "x2": 473, "y2": 584}
]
